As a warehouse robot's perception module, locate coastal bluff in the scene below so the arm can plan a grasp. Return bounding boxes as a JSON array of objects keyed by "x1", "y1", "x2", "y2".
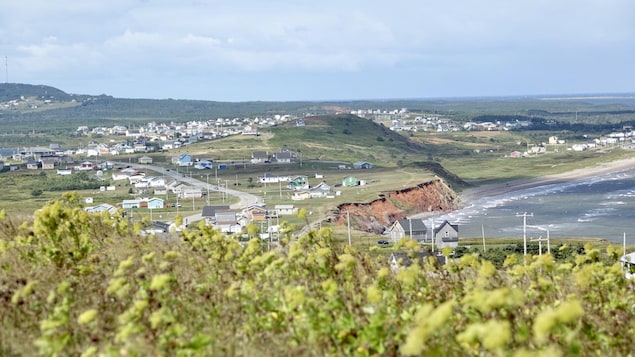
[{"x1": 333, "y1": 178, "x2": 459, "y2": 233}]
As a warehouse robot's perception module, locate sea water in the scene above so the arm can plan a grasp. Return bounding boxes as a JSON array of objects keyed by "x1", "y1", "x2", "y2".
[{"x1": 416, "y1": 166, "x2": 635, "y2": 243}]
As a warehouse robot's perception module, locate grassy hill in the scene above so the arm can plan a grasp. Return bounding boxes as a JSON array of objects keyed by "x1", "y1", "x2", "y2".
[{"x1": 266, "y1": 114, "x2": 431, "y2": 165}]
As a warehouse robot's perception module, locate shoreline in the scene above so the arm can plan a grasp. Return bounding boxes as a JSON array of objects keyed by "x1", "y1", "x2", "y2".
[{"x1": 459, "y1": 157, "x2": 635, "y2": 205}]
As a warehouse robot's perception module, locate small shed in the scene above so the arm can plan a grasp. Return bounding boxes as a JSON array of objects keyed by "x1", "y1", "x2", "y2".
[{"x1": 138, "y1": 156, "x2": 153, "y2": 164}]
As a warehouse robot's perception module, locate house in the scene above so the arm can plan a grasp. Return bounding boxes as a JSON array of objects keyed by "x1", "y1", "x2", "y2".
[
  {"x1": 144, "y1": 176, "x2": 167, "y2": 188},
  {"x1": 244, "y1": 205, "x2": 267, "y2": 222},
  {"x1": 388, "y1": 219, "x2": 428, "y2": 243},
  {"x1": 138, "y1": 156, "x2": 153, "y2": 164},
  {"x1": 214, "y1": 211, "x2": 240, "y2": 233},
  {"x1": 39, "y1": 158, "x2": 56, "y2": 170},
  {"x1": 201, "y1": 205, "x2": 231, "y2": 222},
  {"x1": 389, "y1": 252, "x2": 446, "y2": 271},
  {"x1": 251, "y1": 151, "x2": 269, "y2": 164},
  {"x1": 127, "y1": 173, "x2": 146, "y2": 184},
  {"x1": 84, "y1": 203, "x2": 118, "y2": 215},
  {"x1": 353, "y1": 161, "x2": 373, "y2": 169},
  {"x1": 194, "y1": 160, "x2": 213, "y2": 170},
  {"x1": 96, "y1": 161, "x2": 114, "y2": 170},
  {"x1": 242, "y1": 125, "x2": 259, "y2": 136},
  {"x1": 122, "y1": 199, "x2": 142, "y2": 209},
  {"x1": 309, "y1": 182, "x2": 331, "y2": 198},
  {"x1": 273, "y1": 150, "x2": 293, "y2": 164},
  {"x1": 26, "y1": 159, "x2": 40, "y2": 170},
  {"x1": 172, "y1": 154, "x2": 193, "y2": 167},
  {"x1": 258, "y1": 174, "x2": 289, "y2": 184},
  {"x1": 287, "y1": 176, "x2": 309, "y2": 191},
  {"x1": 342, "y1": 176, "x2": 360, "y2": 187},
  {"x1": 147, "y1": 197, "x2": 165, "y2": 209},
  {"x1": 621, "y1": 251, "x2": 635, "y2": 279},
  {"x1": 180, "y1": 187, "x2": 202, "y2": 199},
  {"x1": 433, "y1": 220, "x2": 459, "y2": 249},
  {"x1": 274, "y1": 204, "x2": 298, "y2": 216},
  {"x1": 291, "y1": 191, "x2": 311, "y2": 201},
  {"x1": 509, "y1": 151, "x2": 523, "y2": 158},
  {"x1": 75, "y1": 161, "x2": 95, "y2": 171}
]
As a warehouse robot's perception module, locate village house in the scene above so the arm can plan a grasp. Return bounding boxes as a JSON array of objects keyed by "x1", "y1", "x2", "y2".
[
  {"x1": 243, "y1": 205, "x2": 267, "y2": 222},
  {"x1": 258, "y1": 174, "x2": 289, "y2": 184},
  {"x1": 274, "y1": 204, "x2": 298, "y2": 216},
  {"x1": 138, "y1": 156, "x2": 153, "y2": 164},
  {"x1": 342, "y1": 176, "x2": 361, "y2": 187},
  {"x1": 433, "y1": 220, "x2": 459, "y2": 249},
  {"x1": 251, "y1": 151, "x2": 269, "y2": 163},
  {"x1": 179, "y1": 187, "x2": 202, "y2": 199},
  {"x1": 353, "y1": 161, "x2": 373, "y2": 169},
  {"x1": 388, "y1": 219, "x2": 428, "y2": 243},
  {"x1": 287, "y1": 176, "x2": 309, "y2": 191},
  {"x1": 273, "y1": 150, "x2": 293, "y2": 164},
  {"x1": 172, "y1": 154, "x2": 193, "y2": 167},
  {"x1": 309, "y1": 182, "x2": 332, "y2": 198}
]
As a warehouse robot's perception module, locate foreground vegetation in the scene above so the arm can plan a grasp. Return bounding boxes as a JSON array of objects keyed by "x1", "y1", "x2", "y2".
[{"x1": 1, "y1": 194, "x2": 634, "y2": 356}]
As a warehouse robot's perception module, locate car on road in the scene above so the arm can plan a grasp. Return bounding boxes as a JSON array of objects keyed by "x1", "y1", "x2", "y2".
[{"x1": 377, "y1": 239, "x2": 390, "y2": 246}]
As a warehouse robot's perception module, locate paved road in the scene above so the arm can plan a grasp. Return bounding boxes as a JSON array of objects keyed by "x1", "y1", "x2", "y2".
[{"x1": 113, "y1": 162, "x2": 261, "y2": 224}]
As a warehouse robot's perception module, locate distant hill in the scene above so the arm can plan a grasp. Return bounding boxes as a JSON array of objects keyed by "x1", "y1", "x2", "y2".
[
  {"x1": 2, "y1": 82, "x2": 635, "y2": 131},
  {"x1": 0, "y1": 83, "x2": 75, "y2": 102}
]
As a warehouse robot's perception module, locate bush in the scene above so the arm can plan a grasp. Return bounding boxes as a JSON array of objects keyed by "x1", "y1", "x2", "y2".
[{"x1": 0, "y1": 196, "x2": 633, "y2": 355}]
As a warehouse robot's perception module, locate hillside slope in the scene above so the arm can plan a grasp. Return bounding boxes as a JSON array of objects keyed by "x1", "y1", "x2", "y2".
[{"x1": 266, "y1": 114, "x2": 433, "y2": 166}]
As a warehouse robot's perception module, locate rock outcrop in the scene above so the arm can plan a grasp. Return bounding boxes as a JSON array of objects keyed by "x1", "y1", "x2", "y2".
[{"x1": 332, "y1": 178, "x2": 459, "y2": 233}]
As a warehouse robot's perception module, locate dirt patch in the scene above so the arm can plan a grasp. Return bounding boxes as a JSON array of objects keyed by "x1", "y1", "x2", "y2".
[{"x1": 332, "y1": 178, "x2": 459, "y2": 233}]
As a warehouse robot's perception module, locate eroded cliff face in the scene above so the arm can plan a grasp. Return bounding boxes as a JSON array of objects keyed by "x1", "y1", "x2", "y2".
[{"x1": 333, "y1": 178, "x2": 459, "y2": 233}]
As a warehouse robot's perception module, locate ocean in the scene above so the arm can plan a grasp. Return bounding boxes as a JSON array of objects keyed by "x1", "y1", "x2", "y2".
[{"x1": 416, "y1": 166, "x2": 635, "y2": 244}]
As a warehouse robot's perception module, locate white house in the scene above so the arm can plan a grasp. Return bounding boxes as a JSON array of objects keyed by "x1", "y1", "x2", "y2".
[
  {"x1": 274, "y1": 205, "x2": 298, "y2": 216},
  {"x1": 180, "y1": 187, "x2": 202, "y2": 199}
]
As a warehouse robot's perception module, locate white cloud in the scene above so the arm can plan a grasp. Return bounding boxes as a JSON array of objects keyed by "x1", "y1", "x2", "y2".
[{"x1": 2, "y1": 0, "x2": 634, "y2": 100}]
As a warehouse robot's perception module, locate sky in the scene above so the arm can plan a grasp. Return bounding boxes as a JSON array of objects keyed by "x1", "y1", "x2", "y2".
[{"x1": 1, "y1": 1, "x2": 633, "y2": 102}]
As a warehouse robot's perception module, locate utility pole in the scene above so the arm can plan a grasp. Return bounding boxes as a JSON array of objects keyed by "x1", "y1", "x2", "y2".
[
  {"x1": 206, "y1": 173, "x2": 210, "y2": 205},
  {"x1": 347, "y1": 210, "x2": 351, "y2": 246},
  {"x1": 516, "y1": 212, "x2": 534, "y2": 256}
]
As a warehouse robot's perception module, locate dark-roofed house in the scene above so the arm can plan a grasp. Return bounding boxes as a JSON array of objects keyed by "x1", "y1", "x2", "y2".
[
  {"x1": 201, "y1": 205, "x2": 231, "y2": 223},
  {"x1": 273, "y1": 150, "x2": 293, "y2": 164},
  {"x1": 388, "y1": 219, "x2": 428, "y2": 243},
  {"x1": 353, "y1": 161, "x2": 373, "y2": 169},
  {"x1": 433, "y1": 220, "x2": 459, "y2": 249},
  {"x1": 389, "y1": 252, "x2": 446, "y2": 271},
  {"x1": 215, "y1": 211, "x2": 240, "y2": 233},
  {"x1": 251, "y1": 151, "x2": 269, "y2": 164}
]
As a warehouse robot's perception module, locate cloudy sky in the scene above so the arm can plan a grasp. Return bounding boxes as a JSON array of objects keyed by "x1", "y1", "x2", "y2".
[{"x1": 1, "y1": 1, "x2": 633, "y2": 101}]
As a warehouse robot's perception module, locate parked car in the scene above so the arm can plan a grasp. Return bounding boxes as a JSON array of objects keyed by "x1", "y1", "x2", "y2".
[{"x1": 377, "y1": 240, "x2": 390, "y2": 246}]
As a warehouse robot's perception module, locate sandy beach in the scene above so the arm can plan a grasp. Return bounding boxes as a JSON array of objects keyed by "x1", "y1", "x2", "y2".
[{"x1": 460, "y1": 157, "x2": 635, "y2": 204}]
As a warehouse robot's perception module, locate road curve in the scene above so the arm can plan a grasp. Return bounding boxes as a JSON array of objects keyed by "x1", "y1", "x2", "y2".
[{"x1": 112, "y1": 161, "x2": 262, "y2": 211}]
